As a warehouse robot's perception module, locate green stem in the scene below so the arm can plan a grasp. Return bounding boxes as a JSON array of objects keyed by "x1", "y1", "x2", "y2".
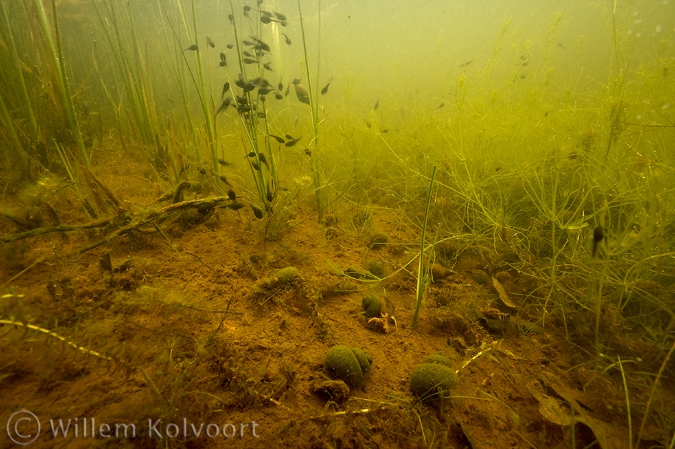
[
  {"x1": 298, "y1": 0, "x2": 323, "y2": 221},
  {"x1": 412, "y1": 166, "x2": 437, "y2": 330}
]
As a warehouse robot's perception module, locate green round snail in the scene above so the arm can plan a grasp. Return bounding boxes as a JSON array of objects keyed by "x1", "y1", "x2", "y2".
[
  {"x1": 362, "y1": 294, "x2": 395, "y2": 319},
  {"x1": 324, "y1": 345, "x2": 373, "y2": 387},
  {"x1": 409, "y1": 352, "x2": 457, "y2": 400}
]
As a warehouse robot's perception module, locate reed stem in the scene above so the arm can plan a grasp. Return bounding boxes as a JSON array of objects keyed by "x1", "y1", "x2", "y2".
[{"x1": 412, "y1": 166, "x2": 437, "y2": 330}]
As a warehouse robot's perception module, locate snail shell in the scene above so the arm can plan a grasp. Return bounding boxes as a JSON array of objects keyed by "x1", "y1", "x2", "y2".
[
  {"x1": 362, "y1": 295, "x2": 396, "y2": 318},
  {"x1": 410, "y1": 352, "x2": 457, "y2": 400},
  {"x1": 324, "y1": 345, "x2": 373, "y2": 387}
]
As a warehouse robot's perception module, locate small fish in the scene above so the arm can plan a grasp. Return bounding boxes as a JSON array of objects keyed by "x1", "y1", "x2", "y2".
[
  {"x1": 520, "y1": 74, "x2": 526, "y2": 79},
  {"x1": 252, "y1": 161, "x2": 261, "y2": 170},
  {"x1": 219, "y1": 175, "x2": 231, "y2": 185},
  {"x1": 263, "y1": 62, "x2": 273, "y2": 71},
  {"x1": 460, "y1": 59, "x2": 474, "y2": 67},
  {"x1": 522, "y1": 61, "x2": 529, "y2": 66},
  {"x1": 184, "y1": 44, "x2": 198, "y2": 51},
  {"x1": 304, "y1": 148, "x2": 311, "y2": 156},
  {"x1": 282, "y1": 33, "x2": 291, "y2": 45},
  {"x1": 374, "y1": 99, "x2": 379, "y2": 110},
  {"x1": 266, "y1": 185, "x2": 274, "y2": 202},
  {"x1": 520, "y1": 55, "x2": 526, "y2": 60},
  {"x1": 243, "y1": 50, "x2": 254, "y2": 57},
  {"x1": 260, "y1": 10, "x2": 273, "y2": 17},
  {"x1": 260, "y1": 15, "x2": 271, "y2": 24},
  {"x1": 217, "y1": 159, "x2": 231, "y2": 166},
  {"x1": 219, "y1": 52, "x2": 227, "y2": 61},
  {"x1": 216, "y1": 98, "x2": 231, "y2": 114},
  {"x1": 237, "y1": 104, "x2": 252, "y2": 113},
  {"x1": 381, "y1": 129, "x2": 389, "y2": 133},
  {"x1": 320, "y1": 78, "x2": 333, "y2": 95},
  {"x1": 437, "y1": 102, "x2": 445, "y2": 109},
  {"x1": 206, "y1": 36, "x2": 215, "y2": 48},
  {"x1": 292, "y1": 78, "x2": 301, "y2": 85},
  {"x1": 257, "y1": 111, "x2": 266, "y2": 118},
  {"x1": 243, "y1": 82, "x2": 256, "y2": 92},
  {"x1": 243, "y1": 58, "x2": 259, "y2": 64},
  {"x1": 275, "y1": 93, "x2": 283, "y2": 100},
  {"x1": 243, "y1": 40, "x2": 254, "y2": 46},
  {"x1": 274, "y1": 12, "x2": 286, "y2": 20},
  {"x1": 284, "y1": 84, "x2": 290, "y2": 97},
  {"x1": 227, "y1": 189, "x2": 237, "y2": 200},
  {"x1": 364, "y1": 120, "x2": 371, "y2": 129},
  {"x1": 592, "y1": 226, "x2": 604, "y2": 257},
  {"x1": 236, "y1": 95, "x2": 248, "y2": 105},
  {"x1": 269, "y1": 134, "x2": 285, "y2": 143},
  {"x1": 221, "y1": 82, "x2": 230, "y2": 98},
  {"x1": 228, "y1": 14, "x2": 234, "y2": 23},
  {"x1": 295, "y1": 83, "x2": 310, "y2": 104},
  {"x1": 258, "y1": 87, "x2": 273, "y2": 95},
  {"x1": 219, "y1": 60, "x2": 227, "y2": 67},
  {"x1": 258, "y1": 154, "x2": 268, "y2": 165},
  {"x1": 277, "y1": 78, "x2": 283, "y2": 91},
  {"x1": 226, "y1": 43, "x2": 234, "y2": 49},
  {"x1": 285, "y1": 134, "x2": 294, "y2": 140},
  {"x1": 557, "y1": 42, "x2": 566, "y2": 50},
  {"x1": 252, "y1": 205, "x2": 263, "y2": 219}
]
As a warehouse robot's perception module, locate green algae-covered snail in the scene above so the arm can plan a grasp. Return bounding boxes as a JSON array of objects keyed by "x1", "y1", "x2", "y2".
[
  {"x1": 362, "y1": 294, "x2": 396, "y2": 319},
  {"x1": 324, "y1": 345, "x2": 373, "y2": 387},
  {"x1": 410, "y1": 352, "x2": 457, "y2": 400},
  {"x1": 362, "y1": 295, "x2": 382, "y2": 318}
]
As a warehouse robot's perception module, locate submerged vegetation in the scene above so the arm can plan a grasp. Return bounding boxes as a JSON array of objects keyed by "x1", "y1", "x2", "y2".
[{"x1": 1, "y1": 0, "x2": 674, "y2": 446}]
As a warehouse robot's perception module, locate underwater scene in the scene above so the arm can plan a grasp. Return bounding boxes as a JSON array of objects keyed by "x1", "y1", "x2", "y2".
[{"x1": 1, "y1": 0, "x2": 674, "y2": 447}]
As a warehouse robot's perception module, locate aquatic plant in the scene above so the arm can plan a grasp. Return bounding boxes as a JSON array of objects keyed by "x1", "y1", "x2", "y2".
[
  {"x1": 412, "y1": 166, "x2": 436, "y2": 330},
  {"x1": 297, "y1": 0, "x2": 324, "y2": 222}
]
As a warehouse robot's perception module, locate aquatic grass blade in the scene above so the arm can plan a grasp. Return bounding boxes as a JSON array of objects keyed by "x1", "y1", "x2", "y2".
[{"x1": 412, "y1": 166, "x2": 437, "y2": 330}]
